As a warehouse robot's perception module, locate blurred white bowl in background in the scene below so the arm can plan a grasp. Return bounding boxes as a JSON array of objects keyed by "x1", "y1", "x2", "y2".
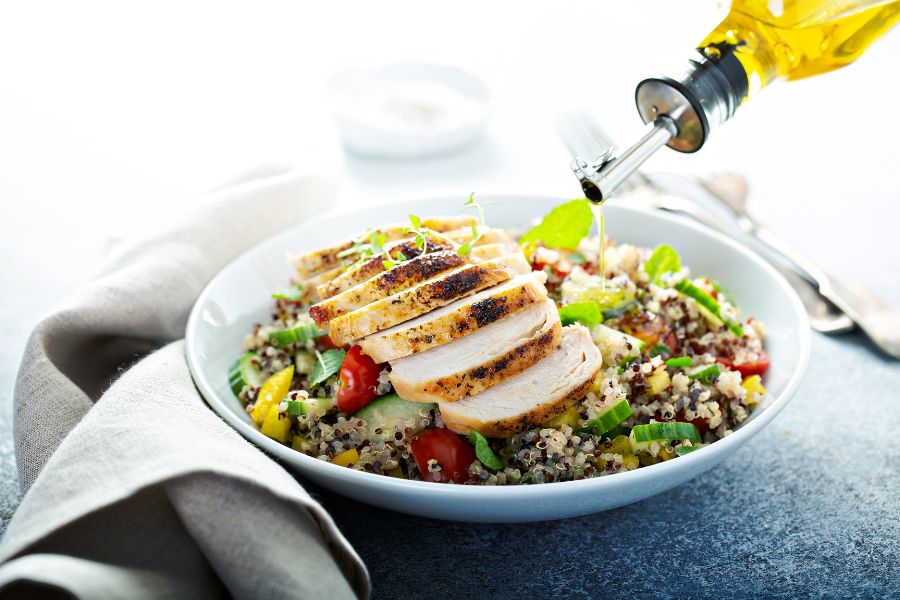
[{"x1": 326, "y1": 62, "x2": 490, "y2": 159}]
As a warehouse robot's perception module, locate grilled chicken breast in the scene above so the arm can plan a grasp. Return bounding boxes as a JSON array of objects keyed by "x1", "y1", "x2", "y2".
[
  {"x1": 439, "y1": 325, "x2": 602, "y2": 437},
  {"x1": 470, "y1": 243, "x2": 516, "y2": 261},
  {"x1": 291, "y1": 216, "x2": 476, "y2": 279},
  {"x1": 309, "y1": 250, "x2": 468, "y2": 325},
  {"x1": 357, "y1": 272, "x2": 548, "y2": 363},
  {"x1": 445, "y1": 226, "x2": 512, "y2": 247},
  {"x1": 389, "y1": 299, "x2": 562, "y2": 403},
  {"x1": 315, "y1": 233, "x2": 456, "y2": 300},
  {"x1": 328, "y1": 254, "x2": 530, "y2": 346}
]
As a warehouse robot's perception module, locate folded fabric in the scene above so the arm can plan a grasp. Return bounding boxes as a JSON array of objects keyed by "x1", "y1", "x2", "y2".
[{"x1": 0, "y1": 166, "x2": 370, "y2": 599}]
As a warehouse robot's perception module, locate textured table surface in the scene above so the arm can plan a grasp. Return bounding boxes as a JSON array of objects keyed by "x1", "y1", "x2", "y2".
[{"x1": 2, "y1": 3, "x2": 900, "y2": 596}]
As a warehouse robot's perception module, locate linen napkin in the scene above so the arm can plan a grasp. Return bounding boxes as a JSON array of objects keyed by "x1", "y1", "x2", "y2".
[{"x1": 0, "y1": 166, "x2": 370, "y2": 599}]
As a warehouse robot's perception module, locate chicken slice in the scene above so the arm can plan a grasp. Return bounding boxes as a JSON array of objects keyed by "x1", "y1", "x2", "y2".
[
  {"x1": 389, "y1": 299, "x2": 562, "y2": 403},
  {"x1": 470, "y1": 243, "x2": 516, "y2": 261},
  {"x1": 444, "y1": 226, "x2": 512, "y2": 246},
  {"x1": 316, "y1": 232, "x2": 456, "y2": 300},
  {"x1": 328, "y1": 254, "x2": 530, "y2": 346},
  {"x1": 439, "y1": 325, "x2": 602, "y2": 437},
  {"x1": 309, "y1": 250, "x2": 468, "y2": 325},
  {"x1": 358, "y1": 271, "x2": 548, "y2": 363},
  {"x1": 291, "y1": 216, "x2": 475, "y2": 278}
]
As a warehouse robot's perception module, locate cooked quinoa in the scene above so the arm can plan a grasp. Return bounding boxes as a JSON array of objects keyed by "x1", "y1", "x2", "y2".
[{"x1": 232, "y1": 213, "x2": 769, "y2": 485}]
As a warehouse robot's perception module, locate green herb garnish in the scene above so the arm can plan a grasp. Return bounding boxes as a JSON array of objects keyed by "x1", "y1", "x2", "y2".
[
  {"x1": 468, "y1": 431, "x2": 502, "y2": 470},
  {"x1": 643, "y1": 244, "x2": 681, "y2": 285},
  {"x1": 271, "y1": 283, "x2": 304, "y2": 302},
  {"x1": 558, "y1": 301, "x2": 603, "y2": 327},
  {"x1": 519, "y1": 198, "x2": 593, "y2": 250}
]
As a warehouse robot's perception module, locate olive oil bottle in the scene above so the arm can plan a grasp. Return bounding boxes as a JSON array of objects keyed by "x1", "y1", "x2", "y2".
[{"x1": 571, "y1": 0, "x2": 900, "y2": 202}]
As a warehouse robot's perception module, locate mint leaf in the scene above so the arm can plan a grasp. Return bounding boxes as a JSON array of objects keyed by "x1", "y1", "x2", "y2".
[
  {"x1": 468, "y1": 431, "x2": 502, "y2": 470},
  {"x1": 558, "y1": 301, "x2": 602, "y2": 327},
  {"x1": 519, "y1": 199, "x2": 593, "y2": 250},
  {"x1": 644, "y1": 244, "x2": 681, "y2": 285},
  {"x1": 310, "y1": 349, "x2": 347, "y2": 387}
]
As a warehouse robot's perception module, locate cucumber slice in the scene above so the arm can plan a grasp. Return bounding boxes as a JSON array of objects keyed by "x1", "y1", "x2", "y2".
[
  {"x1": 580, "y1": 399, "x2": 633, "y2": 436},
  {"x1": 686, "y1": 363, "x2": 721, "y2": 383},
  {"x1": 286, "y1": 396, "x2": 336, "y2": 416},
  {"x1": 589, "y1": 323, "x2": 645, "y2": 365},
  {"x1": 630, "y1": 422, "x2": 701, "y2": 451},
  {"x1": 268, "y1": 323, "x2": 325, "y2": 347},
  {"x1": 675, "y1": 279, "x2": 743, "y2": 337},
  {"x1": 353, "y1": 393, "x2": 436, "y2": 441},
  {"x1": 228, "y1": 352, "x2": 265, "y2": 396}
]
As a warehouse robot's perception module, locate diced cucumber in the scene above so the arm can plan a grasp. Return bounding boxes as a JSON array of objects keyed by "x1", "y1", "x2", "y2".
[
  {"x1": 630, "y1": 422, "x2": 701, "y2": 451},
  {"x1": 286, "y1": 396, "x2": 336, "y2": 417},
  {"x1": 228, "y1": 352, "x2": 265, "y2": 396},
  {"x1": 580, "y1": 399, "x2": 633, "y2": 436},
  {"x1": 686, "y1": 364, "x2": 721, "y2": 383},
  {"x1": 268, "y1": 322, "x2": 325, "y2": 347},
  {"x1": 589, "y1": 323, "x2": 645, "y2": 366},
  {"x1": 294, "y1": 351, "x2": 317, "y2": 375},
  {"x1": 353, "y1": 393, "x2": 435, "y2": 441}
]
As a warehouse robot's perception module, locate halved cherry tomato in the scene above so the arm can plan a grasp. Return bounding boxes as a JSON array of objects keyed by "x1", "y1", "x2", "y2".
[
  {"x1": 717, "y1": 350, "x2": 769, "y2": 378},
  {"x1": 336, "y1": 345, "x2": 383, "y2": 414},
  {"x1": 318, "y1": 334, "x2": 342, "y2": 350},
  {"x1": 409, "y1": 428, "x2": 476, "y2": 484}
]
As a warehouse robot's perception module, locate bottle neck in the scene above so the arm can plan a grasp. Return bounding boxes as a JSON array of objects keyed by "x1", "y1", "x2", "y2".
[{"x1": 634, "y1": 45, "x2": 749, "y2": 153}]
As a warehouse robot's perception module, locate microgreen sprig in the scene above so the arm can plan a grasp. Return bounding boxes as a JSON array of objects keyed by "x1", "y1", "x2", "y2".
[{"x1": 458, "y1": 193, "x2": 485, "y2": 256}]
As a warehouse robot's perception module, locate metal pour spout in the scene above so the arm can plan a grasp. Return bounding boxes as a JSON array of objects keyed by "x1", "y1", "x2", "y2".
[{"x1": 571, "y1": 116, "x2": 678, "y2": 203}]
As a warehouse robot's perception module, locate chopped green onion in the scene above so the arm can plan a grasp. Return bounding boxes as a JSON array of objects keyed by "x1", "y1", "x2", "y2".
[
  {"x1": 271, "y1": 284, "x2": 304, "y2": 302},
  {"x1": 268, "y1": 323, "x2": 325, "y2": 347},
  {"x1": 665, "y1": 356, "x2": 693, "y2": 368},
  {"x1": 675, "y1": 279, "x2": 743, "y2": 337},
  {"x1": 649, "y1": 343, "x2": 672, "y2": 358},
  {"x1": 686, "y1": 364, "x2": 720, "y2": 383},
  {"x1": 468, "y1": 431, "x2": 503, "y2": 470},
  {"x1": 579, "y1": 399, "x2": 633, "y2": 436},
  {"x1": 309, "y1": 349, "x2": 346, "y2": 387}
]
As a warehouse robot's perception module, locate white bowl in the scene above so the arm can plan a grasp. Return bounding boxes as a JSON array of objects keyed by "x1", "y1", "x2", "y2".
[{"x1": 185, "y1": 195, "x2": 810, "y2": 522}]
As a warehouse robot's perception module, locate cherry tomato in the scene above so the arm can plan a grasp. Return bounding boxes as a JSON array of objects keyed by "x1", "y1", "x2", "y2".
[
  {"x1": 717, "y1": 350, "x2": 769, "y2": 378},
  {"x1": 318, "y1": 334, "x2": 342, "y2": 351},
  {"x1": 336, "y1": 345, "x2": 383, "y2": 414},
  {"x1": 409, "y1": 428, "x2": 476, "y2": 484}
]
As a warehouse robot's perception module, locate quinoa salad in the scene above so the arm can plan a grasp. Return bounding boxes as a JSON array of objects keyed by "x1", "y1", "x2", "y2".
[{"x1": 230, "y1": 198, "x2": 769, "y2": 485}]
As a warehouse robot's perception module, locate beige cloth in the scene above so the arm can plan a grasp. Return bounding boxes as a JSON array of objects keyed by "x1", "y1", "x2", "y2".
[{"x1": 0, "y1": 166, "x2": 370, "y2": 599}]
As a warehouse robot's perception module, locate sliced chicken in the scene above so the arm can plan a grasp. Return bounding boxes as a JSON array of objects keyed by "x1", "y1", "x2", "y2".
[
  {"x1": 389, "y1": 299, "x2": 562, "y2": 403},
  {"x1": 358, "y1": 271, "x2": 548, "y2": 363},
  {"x1": 291, "y1": 216, "x2": 475, "y2": 278},
  {"x1": 439, "y1": 325, "x2": 602, "y2": 437},
  {"x1": 309, "y1": 250, "x2": 467, "y2": 325},
  {"x1": 328, "y1": 254, "x2": 530, "y2": 346},
  {"x1": 296, "y1": 265, "x2": 344, "y2": 303},
  {"x1": 470, "y1": 243, "x2": 516, "y2": 261},
  {"x1": 316, "y1": 233, "x2": 456, "y2": 300},
  {"x1": 445, "y1": 226, "x2": 512, "y2": 247}
]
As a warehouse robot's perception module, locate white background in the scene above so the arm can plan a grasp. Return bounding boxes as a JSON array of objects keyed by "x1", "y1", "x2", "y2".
[{"x1": 1, "y1": 0, "x2": 898, "y2": 331}]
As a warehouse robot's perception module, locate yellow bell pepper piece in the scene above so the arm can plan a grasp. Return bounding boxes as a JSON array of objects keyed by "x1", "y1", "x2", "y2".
[
  {"x1": 261, "y1": 407, "x2": 292, "y2": 443},
  {"x1": 250, "y1": 365, "x2": 294, "y2": 425},
  {"x1": 741, "y1": 374, "x2": 766, "y2": 407},
  {"x1": 622, "y1": 453, "x2": 640, "y2": 471},
  {"x1": 386, "y1": 467, "x2": 405, "y2": 479},
  {"x1": 647, "y1": 368, "x2": 671, "y2": 395},
  {"x1": 291, "y1": 435, "x2": 309, "y2": 452},
  {"x1": 333, "y1": 448, "x2": 359, "y2": 468},
  {"x1": 544, "y1": 404, "x2": 580, "y2": 428}
]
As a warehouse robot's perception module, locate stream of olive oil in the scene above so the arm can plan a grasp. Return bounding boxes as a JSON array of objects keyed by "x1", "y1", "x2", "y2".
[{"x1": 590, "y1": 203, "x2": 605, "y2": 292}]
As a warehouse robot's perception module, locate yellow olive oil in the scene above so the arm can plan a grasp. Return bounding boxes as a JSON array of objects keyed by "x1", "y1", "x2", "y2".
[
  {"x1": 700, "y1": 0, "x2": 900, "y2": 95},
  {"x1": 590, "y1": 202, "x2": 606, "y2": 292}
]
